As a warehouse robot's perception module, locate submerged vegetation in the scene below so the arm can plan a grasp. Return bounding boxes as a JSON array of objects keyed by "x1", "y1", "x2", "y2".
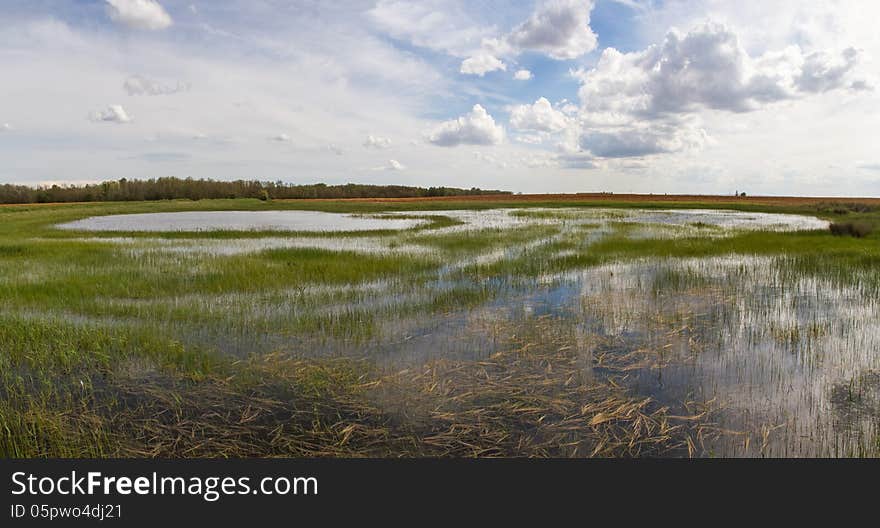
[{"x1": 1, "y1": 197, "x2": 879, "y2": 457}]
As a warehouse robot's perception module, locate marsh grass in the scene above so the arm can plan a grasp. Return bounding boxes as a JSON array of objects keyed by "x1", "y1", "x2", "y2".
[
  {"x1": 830, "y1": 221, "x2": 874, "y2": 238},
  {"x1": 3, "y1": 198, "x2": 880, "y2": 457},
  {"x1": 0, "y1": 322, "x2": 716, "y2": 458},
  {"x1": 407, "y1": 224, "x2": 559, "y2": 254}
]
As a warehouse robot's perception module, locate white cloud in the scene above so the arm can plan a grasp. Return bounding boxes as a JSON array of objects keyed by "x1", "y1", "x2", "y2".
[
  {"x1": 461, "y1": 0, "x2": 598, "y2": 77},
  {"x1": 571, "y1": 22, "x2": 868, "y2": 159},
  {"x1": 577, "y1": 23, "x2": 866, "y2": 118},
  {"x1": 373, "y1": 159, "x2": 406, "y2": 171},
  {"x1": 124, "y1": 75, "x2": 190, "y2": 96},
  {"x1": 507, "y1": 0, "x2": 598, "y2": 60},
  {"x1": 460, "y1": 53, "x2": 506, "y2": 76},
  {"x1": 363, "y1": 135, "x2": 392, "y2": 149},
  {"x1": 796, "y1": 48, "x2": 867, "y2": 93},
  {"x1": 578, "y1": 122, "x2": 709, "y2": 158},
  {"x1": 89, "y1": 105, "x2": 132, "y2": 124},
  {"x1": 272, "y1": 133, "x2": 292, "y2": 142},
  {"x1": 367, "y1": 0, "x2": 492, "y2": 57},
  {"x1": 427, "y1": 104, "x2": 504, "y2": 147},
  {"x1": 460, "y1": 2, "x2": 597, "y2": 78},
  {"x1": 510, "y1": 97, "x2": 568, "y2": 132},
  {"x1": 105, "y1": 0, "x2": 173, "y2": 31},
  {"x1": 1, "y1": 123, "x2": 11, "y2": 131},
  {"x1": 515, "y1": 133, "x2": 544, "y2": 145}
]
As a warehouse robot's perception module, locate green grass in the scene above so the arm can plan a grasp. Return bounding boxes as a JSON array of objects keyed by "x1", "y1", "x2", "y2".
[{"x1": 407, "y1": 224, "x2": 559, "y2": 254}]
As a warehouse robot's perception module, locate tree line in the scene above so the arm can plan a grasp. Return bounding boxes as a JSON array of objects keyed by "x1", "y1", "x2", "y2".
[{"x1": 0, "y1": 178, "x2": 511, "y2": 204}]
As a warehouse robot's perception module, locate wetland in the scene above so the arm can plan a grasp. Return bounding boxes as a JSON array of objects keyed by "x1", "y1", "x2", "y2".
[{"x1": 1, "y1": 197, "x2": 878, "y2": 457}]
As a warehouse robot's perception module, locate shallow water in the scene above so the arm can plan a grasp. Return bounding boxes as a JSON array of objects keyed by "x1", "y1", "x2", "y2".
[
  {"x1": 562, "y1": 257, "x2": 880, "y2": 457},
  {"x1": 58, "y1": 210, "x2": 427, "y2": 232},
  {"x1": 63, "y1": 207, "x2": 828, "y2": 256},
  {"x1": 271, "y1": 254, "x2": 878, "y2": 456},
  {"x1": 388, "y1": 207, "x2": 828, "y2": 232},
  {"x1": 36, "y1": 206, "x2": 878, "y2": 456}
]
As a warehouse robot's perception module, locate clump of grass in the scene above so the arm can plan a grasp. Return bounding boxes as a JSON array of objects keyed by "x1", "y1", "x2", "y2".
[
  {"x1": 408, "y1": 224, "x2": 558, "y2": 254},
  {"x1": 816, "y1": 202, "x2": 880, "y2": 215},
  {"x1": 829, "y1": 221, "x2": 874, "y2": 238}
]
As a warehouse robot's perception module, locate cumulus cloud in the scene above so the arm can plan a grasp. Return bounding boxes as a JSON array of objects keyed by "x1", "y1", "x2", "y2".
[
  {"x1": 105, "y1": 0, "x2": 173, "y2": 31},
  {"x1": 796, "y1": 47, "x2": 865, "y2": 93},
  {"x1": 461, "y1": 1, "x2": 596, "y2": 75},
  {"x1": 514, "y1": 69, "x2": 533, "y2": 80},
  {"x1": 510, "y1": 97, "x2": 568, "y2": 132},
  {"x1": 363, "y1": 135, "x2": 392, "y2": 149},
  {"x1": 124, "y1": 75, "x2": 190, "y2": 96},
  {"x1": 89, "y1": 105, "x2": 132, "y2": 124},
  {"x1": 578, "y1": 123, "x2": 709, "y2": 158},
  {"x1": 460, "y1": 53, "x2": 506, "y2": 76},
  {"x1": 373, "y1": 159, "x2": 406, "y2": 171},
  {"x1": 577, "y1": 23, "x2": 866, "y2": 118},
  {"x1": 507, "y1": 0, "x2": 597, "y2": 60},
  {"x1": 569, "y1": 22, "x2": 868, "y2": 160},
  {"x1": 427, "y1": 104, "x2": 504, "y2": 147}
]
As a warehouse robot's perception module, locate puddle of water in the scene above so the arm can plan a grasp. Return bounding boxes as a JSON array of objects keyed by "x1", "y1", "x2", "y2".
[
  {"x1": 79, "y1": 236, "x2": 408, "y2": 257},
  {"x1": 58, "y1": 210, "x2": 428, "y2": 232},
  {"x1": 607, "y1": 208, "x2": 829, "y2": 231}
]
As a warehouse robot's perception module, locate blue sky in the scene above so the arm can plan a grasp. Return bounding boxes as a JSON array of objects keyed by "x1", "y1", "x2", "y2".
[{"x1": 1, "y1": 1, "x2": 879, "y2": 195}]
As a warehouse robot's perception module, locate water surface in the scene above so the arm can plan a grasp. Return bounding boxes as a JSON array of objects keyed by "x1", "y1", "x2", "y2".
[{"x1": 59, "y1": 210, "x2": 427, "y2": 232}]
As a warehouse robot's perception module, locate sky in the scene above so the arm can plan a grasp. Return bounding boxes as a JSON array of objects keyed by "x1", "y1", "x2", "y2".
[{"x1": 1, "y1": 0, "x2": 879, "y2": 196}]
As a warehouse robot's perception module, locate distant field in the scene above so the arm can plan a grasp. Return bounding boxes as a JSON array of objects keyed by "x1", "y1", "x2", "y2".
[
  {"x1": 7, "y1": 192, "x2": 880, "y2": 209},
  {"x1": 280, "y1": 192, "x2": 880, "y2": 207},
  {"x1": 1, "y1": 197, "x2": 878, "y2": 458}
]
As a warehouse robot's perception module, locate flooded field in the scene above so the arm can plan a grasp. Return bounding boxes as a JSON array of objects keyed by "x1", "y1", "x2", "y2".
[
  {"x1": 1, "y1": 200, "x2": 877, "y2": 457},
  {"x1": 58, "y1": 210, "x2": 428, "y2": 232},
  {"x1": 63, "y1": 207, "x2": 828, "y2": 256}
]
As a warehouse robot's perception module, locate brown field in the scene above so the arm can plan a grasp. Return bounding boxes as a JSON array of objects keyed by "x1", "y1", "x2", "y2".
[
  {"x1": 4, "y1": 193, "x2": 880, "y2": 208},
  {"x1": 281, "y1": 193, "x2": 880, "y2": 207}
]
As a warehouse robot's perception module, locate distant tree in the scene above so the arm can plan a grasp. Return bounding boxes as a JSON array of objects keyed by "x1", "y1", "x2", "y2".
[{"x1": 0, "y1": 178, "x2": 510, "y2": 204}]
